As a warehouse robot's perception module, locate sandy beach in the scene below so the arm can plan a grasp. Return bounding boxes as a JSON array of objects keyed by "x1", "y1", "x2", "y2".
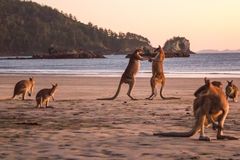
[{"x1": 0, "y1": 74, "x2": 239, "y2": 160}]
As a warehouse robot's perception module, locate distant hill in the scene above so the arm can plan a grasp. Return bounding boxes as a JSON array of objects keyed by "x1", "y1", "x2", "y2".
[
  {"x1": 197, "y1": 49, "x2": 240, "y2": 54},
  {"x1": 0, "y1": 0, "x2": 151, "y2": 56}
]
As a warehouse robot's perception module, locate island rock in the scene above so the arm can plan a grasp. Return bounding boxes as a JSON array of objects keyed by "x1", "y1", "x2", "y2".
[{"x1": 163, "y1": 37, "x2": 195, "y2": 57}]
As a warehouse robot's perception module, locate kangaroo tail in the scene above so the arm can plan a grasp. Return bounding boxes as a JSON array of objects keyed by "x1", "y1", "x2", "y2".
[
  {"x1": 153, "y1": 129, "x2": 197, "y2": 137},
  {"x1": 160, "y1": 85, "x2": 180, "y2": 100},
  {"x1": 97, "y1": 81, "x2": 122, "y2": 100},
  {"x1": 12, "y1": 90, "x2": 17, "y2": 99},
  {"x1": 0, "y1": 97, "x2": 13, "y2": 101},
  {"x1": 154, "y1": 122, "x2": 200, "y2": 137}
]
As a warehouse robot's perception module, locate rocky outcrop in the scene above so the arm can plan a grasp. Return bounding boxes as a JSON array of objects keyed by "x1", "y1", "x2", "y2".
[
  {"x1": 125, "y1": 37, "x2": 195, "y2": 58},
  {"x1": 32, "y1": 48, "x2": 105, "y2": 59},
  {"x1": 163, "y1": 37, "x2": 195, "y2": 57}
]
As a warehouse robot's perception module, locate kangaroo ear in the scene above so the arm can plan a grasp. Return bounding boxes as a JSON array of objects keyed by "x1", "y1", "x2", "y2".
[
  {"x1": 204, "y1": 78, "x2": 211, "y2": 87},
  {"x1": 227, "y1": 80, "x2": 232, "y2": 84},
  {"x1": 55, "y1": 83, "x2": 58, "y2": 86},
  {"x1": 204, "y1": 77, "x2": 208, "y2": 83},
  {"x1": 135, "y1": 48, "x2": 140, "y2": 53}
]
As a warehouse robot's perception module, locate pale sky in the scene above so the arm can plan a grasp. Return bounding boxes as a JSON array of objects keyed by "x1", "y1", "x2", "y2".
[{"x1": 31, "y1": 0, "x2": 240, "y2": 51}]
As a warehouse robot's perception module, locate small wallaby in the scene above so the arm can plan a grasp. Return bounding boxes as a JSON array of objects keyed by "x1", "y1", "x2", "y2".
[
  {"x1": 12, "y1": 77, "x2": 35, "y2": 100},
  {"x1": 36, "y1": 83, "x2": 58, "y2": 108},
  {"x1": 225, "y1": 80, "x2": 239, "y2": 102}
]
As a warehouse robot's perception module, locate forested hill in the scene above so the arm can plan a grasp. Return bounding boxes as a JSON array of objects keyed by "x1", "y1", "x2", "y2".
[{"x1": 0, "y1": 0, "x2": 151, "y2": 56}]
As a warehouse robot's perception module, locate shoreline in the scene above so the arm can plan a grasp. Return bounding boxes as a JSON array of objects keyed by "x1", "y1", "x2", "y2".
[
  {"x1": 1, "y1": 53, "x2": 240, "y2": 78},
  {"x1": 0, "y1": 72, "x2": 240, "y2": 78}
]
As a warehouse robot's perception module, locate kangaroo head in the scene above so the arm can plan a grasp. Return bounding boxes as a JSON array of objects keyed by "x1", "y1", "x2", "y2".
[
  {"x1": 204, "y1": 77, "x2": 208, "y2": 84},
  {"x1": 227, "y1": 80, "x2": 233, "y2": 87},
  {"x1": 132, "y1": 48, "x2": 144, "y2": 60},
  {"x1": 50, "y1": 83, "x2": 58, "y2": 94},
  {"x1": 29, "y1": 77, "x2": 35, "y2": 96},
  {"x1": 29, "y1": 77, "x2": 35, "y2": 84},
  {"x1": 154, "y1": 45, "x2": 165, "y2": 61},
  {"x1": 154, "y1": 45, "x2": 162, "y2": 53},
  {"x1": 51, "y1": 83, "x2": 58, "y2": 89},
  {"x1": 205, "y1": 77, "x2": 221, "y2": 95},
  {"x1": 202, "y1": 77, "x2": 212, "y2": 95}
]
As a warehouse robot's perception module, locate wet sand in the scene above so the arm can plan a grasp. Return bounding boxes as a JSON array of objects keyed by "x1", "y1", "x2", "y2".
[{"x1": 0, "y1": 75, "x2": 239, "y2": 160}]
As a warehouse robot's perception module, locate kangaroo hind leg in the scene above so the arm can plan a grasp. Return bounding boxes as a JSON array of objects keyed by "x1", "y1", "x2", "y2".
[
  {"x1": 198, "y1": 114, "x2": 211, "y2": 141},
  {"x1": 127, "y1": 79, "x2": 136, "y2": 100},
  {"x1": 147, "y1": 78, "x2": 157, "y2": 100}
]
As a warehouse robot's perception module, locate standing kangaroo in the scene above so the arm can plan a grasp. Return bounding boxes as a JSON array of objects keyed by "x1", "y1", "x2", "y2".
[
  {"x1": 12, "y1": 77, "x2": 35, "y2": 100},
  {"x1": 225, "y1": 80, "x2": 239, "y2": 102},
  {"x1": 154, "y1": 78, "x2": 238, "y2": 141},
  {"x1": 97, "y1": 48, "x2": 148, "y2": 100},
  {"x1": 36, "y1": 83, "x2": 58, "y2": 108},
  {"x1": 147, "y1": 45, "x2": 179, "y2": 100},
  {"x1": 193, "y1": 78, "x2": 223, "y2": 130}
]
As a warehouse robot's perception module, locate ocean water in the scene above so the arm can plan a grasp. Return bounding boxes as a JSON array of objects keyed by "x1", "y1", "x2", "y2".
[{"x1": 0, "y1": 53, "x2": 239, "y2": 78}]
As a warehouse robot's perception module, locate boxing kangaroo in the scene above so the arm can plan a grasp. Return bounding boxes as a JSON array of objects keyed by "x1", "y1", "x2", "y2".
[
  {"x1": 12, "y1": 77, "x2": 35, "y2": 100},
  {"x1": 97, "y1": 48, "x2": 148, "y2": 100},
  {"x1": 147, "y1": 45, "x2": 179, "y2": 100},
  {"x1": 154, "y1": 78, "x2": 238, "y2": 141}
]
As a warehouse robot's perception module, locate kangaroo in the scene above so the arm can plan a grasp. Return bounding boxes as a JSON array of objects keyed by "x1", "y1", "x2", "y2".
[
  {"x1": 154, "y1": 78, "x2": 238, "y2": 141},
  {"x1": 36, "y1": 83, "x2": 58, "y2": 108},
  {"x1": 193, "y1": 78, "x2": 223, "y2": 130},
  {"x1": 146, "y1": 45, "x2": 179, "y2": 100},
  {"x1": 97, "y1": 48, "x2": 149, "y2": 100},
  {"x1": 225, "y1": 80, "x2": 239, "y2": 102},
  {"x1": 12, "y1": 77, "x2": 35, "y2": 100}
]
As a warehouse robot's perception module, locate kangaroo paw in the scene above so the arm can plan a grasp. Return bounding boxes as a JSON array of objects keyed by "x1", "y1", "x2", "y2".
[
  {"x1": 212, "y1": 123, "x2": 219, "y2": 130},
  {"x1": 146, "y1": 97, "x2": 153, "y2": 100},
  {"x1": 199, "y1": 136, "x2": 211, "y2": 141}
]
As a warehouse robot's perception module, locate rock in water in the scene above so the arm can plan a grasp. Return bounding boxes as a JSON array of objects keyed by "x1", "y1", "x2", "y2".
[{"x1": 163, "y1": 37, "x2": 195, "y2": 57}]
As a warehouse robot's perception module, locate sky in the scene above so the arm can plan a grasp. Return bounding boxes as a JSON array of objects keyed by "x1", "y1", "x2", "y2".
[{"x1": 31, "y1": 0, "x2": 240, "y2": 52}]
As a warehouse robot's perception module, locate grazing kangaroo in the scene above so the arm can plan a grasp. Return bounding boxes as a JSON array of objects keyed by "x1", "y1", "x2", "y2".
[
  {"x1": 12, "y1": 77, "x2": 35, "y2": 100},
  {"x1": 225, "y1": 80, "x2": 239, "y2": 102},
  {"x1": 97, "y1": 48, "x2": 148, "y2": 100},
  {"x1": 146, "y1": 45, "x2": 179, "y2": 100},
  {"x1": 154, "y1": 78, "x2": 238, "y2": 141},
  {"x1": 36, "y1": 83, "x2": 58, "y2": 108}
]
